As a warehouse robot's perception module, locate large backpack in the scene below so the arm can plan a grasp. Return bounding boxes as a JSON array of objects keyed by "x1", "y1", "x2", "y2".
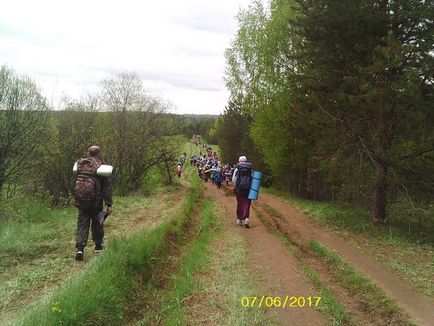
[
  {"x1": 236, "y1": 162, "x2": 253, "y2": 193},
  {"x1": 73, "y1": 157, "x2": 102, "y2": 209}
]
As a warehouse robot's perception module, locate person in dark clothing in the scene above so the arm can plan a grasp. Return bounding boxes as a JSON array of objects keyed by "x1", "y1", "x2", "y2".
[
  {"x1": 72, "y1": 146, "x2": 113, "y2": 261},
  {"x1": 232, "y1": 156, "x2": 253, "y2": 228}
]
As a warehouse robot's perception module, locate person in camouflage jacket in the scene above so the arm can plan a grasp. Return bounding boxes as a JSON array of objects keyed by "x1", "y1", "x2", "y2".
[{"x1": 72, "y1": 146, "x2": 113, "y2": 261}]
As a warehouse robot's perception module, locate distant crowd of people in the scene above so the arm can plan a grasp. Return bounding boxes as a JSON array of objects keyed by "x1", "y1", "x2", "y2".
[
  {"x1": 191, "y1": 144, "x2": 236, "y2": 190},
  {"x1": 189, "y1": 141, "x2": 253, "y2": 228}
]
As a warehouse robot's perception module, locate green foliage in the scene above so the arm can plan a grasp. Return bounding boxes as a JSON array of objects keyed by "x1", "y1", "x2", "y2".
[
  {"x1": 223, "y1": 0, "x2": 434, "y2": 224},
  {"x1": 19, "y1": 177, "x2": 202, "y2": 325},
  {"x1": 0, "y1": 66, "x2": 52, "y2": 198},
  {"x1": 214, "y1": 98, "x2": 270, "y2": 186},
  {"x1": 34, "y1": 103, "x2": 99, "y2": 204},
  {"x1": 0, "y1": 67, "x2": 192, "y2": 207},
  {"x1": 215, "y1": 98, "x2": 251, "y2": 164},
  {"x1": 179, "y1": 114, "x2": 218, "y2": 143},
  {"x1": 0, "y1": 71, "x2": 184, "y2": 204}
]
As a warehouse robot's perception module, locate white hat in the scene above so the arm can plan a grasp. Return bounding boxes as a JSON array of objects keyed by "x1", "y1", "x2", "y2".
[{"x1": 239, "y1": 155, "x2": 247, "y2": 162}]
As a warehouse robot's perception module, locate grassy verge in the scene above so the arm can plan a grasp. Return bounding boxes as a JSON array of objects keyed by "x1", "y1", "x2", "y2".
[
  {"x1": 0, "y1": 199, "x2": 76, "y2": 268},
  {"x1": 134, "y1": 181, "x2": 273, "y2": 325},
  {"x1": 300, "y1": 264, "x2": 352, "y2": 325},
  {"x1": 0, "y1": 186, "x2": 186, "y2": 321},
  {"x1": 156, "y1": 199, "x2": 217, "y2": 325},
  {"x1": 254, "y1": 208, "x2": 351, "y2": 325},
  {"x1": 0, "y1": 198, "x2": 78, "y2": 318},
  {"x1": 16, "y1": 179, "x2": 201, "y2": 325},
  {"x1": 263, "y1": 188, "x2": 434, "y2": 299},
  {"x1": 308, "y1": 240, "x2": 414, "y2": 326}
]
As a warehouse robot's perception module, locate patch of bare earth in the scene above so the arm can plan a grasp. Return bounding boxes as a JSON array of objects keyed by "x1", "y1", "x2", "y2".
[
  {"x1": 259, "y1": 193, "x2": 434, "y2": 326},
  {"x1": 206, "y1": 183, "x2": 326, "y2": 326},
  {"x1": 183, "y1": 192, "x2": 275, "y2": 326},
  {"x1": 254, "y1": 203, "x2": 406, "y2": 326}
]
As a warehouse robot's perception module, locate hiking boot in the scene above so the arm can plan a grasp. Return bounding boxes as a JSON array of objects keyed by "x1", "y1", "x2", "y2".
[
  {"x1": 245, "y1": 218, "x2": 250, "y2": 228},
  {"x1": 94, "y1": 244, "x2": 103, "y2": 253},
  {"x1": 75, "y1": 250, "x2": 84, "y2": 261}
]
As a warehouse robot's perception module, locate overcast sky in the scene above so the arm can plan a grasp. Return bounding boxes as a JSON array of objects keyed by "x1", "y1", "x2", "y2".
[{"x1": 0, "y1": 0, "x2": 256, "y2": 114}]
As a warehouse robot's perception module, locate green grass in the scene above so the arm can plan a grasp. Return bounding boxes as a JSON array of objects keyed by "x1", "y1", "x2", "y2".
[
  {"x1": 143, "y1": 182, "x2": 274, "y2": 325},
  {"x1": 157, "y1": 199, "x2": 217, "y2": 325},
  {"x1": 264, "y1": 188, "x2": 433, "y2": 244},
  {"x1": 135, "y1": 181, "x2": 274, "y2": 325},
  {"x1": 0, "y1": 190, "x2": 184, "y2": 318},
  {"x1": 308, "y1": 240, "x2": 414, "y2": 326},
  {"x1": 264, "y1": 188, "x2": 373, "y2": 233},
  {"x1": 142, "y1": 166, "x2": 166, "y2": 195},
  {"x1": 0, "y1": 198, "x2": 76, "y2": 270},
  {"x1": 0, "y1": 143, "x2": 199, "y2": 323},
  {"x1": 17, "y1": 179, "x2": 202, "y2": 325},
  {"x1": 264, "y1": 188, "x2": 434, "y2": 299},
  {"x1": 300, "y1": 264, "x2": 353, "y2": 326},
  {"x1": 201, "y1": 212, "x2": 275, "y2": 326}
]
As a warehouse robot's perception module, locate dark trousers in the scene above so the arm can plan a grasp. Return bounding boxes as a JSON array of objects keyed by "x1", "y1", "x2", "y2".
[{"x1": 75, "y1": 207, "x2": 104, "y2": 251}]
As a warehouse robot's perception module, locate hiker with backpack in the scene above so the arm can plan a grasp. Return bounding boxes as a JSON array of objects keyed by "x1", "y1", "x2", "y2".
[
  {"x1": 72, "y1": 146, "x2": 113, "y2": 261},
  {"x1": 214, "y1": 165, "x2": 223, "y2": 189},
  {"x1": 232, "y1": 155, "x2": 253, "y2": 228}
]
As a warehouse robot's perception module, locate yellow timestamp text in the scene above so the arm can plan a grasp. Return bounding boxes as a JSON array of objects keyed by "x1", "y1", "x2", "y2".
[{"x1": 240, "y1": 296, "x2": 321, "y2": 308}]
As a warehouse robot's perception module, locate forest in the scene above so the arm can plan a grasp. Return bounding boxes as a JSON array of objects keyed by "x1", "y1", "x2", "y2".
[{"x1": 214, "y1": 0, "x2": 434, "y2": 232}]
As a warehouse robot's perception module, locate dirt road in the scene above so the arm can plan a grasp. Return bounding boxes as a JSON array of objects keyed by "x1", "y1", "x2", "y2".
[
  {"x1": 207, "y1": 183, "x2": 434, "y2": 326},
  {"x1": 207, "y1": 183, "x2": 325, "y2": 325},
  {"x1": 260, "y1": 193, "x2": 434, "y2": 326}
]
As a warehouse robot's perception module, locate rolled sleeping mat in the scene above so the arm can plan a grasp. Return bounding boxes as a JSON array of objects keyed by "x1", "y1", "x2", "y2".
[
  {"x1": 72, "y1": 162, "x2": 113, "y2": 177},
  {"x1": 248, "y1": 171, "x2": 262, "y2": 200},
  {"x1": 96, "y1": 165, "x2": 113, "y2": 177}
]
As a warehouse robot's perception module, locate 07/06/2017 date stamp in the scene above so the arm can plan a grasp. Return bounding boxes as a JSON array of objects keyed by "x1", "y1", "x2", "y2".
[{"x1": 241, "y1": 296, "x2": 321, "y2": 308}]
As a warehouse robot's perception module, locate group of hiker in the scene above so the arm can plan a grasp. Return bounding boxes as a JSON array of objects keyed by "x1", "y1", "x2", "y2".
[
  {"x1": 194, "y1": 155, "x2": 234, "y2": 189},
  {"x1": 71, "y1": 142, "x2": 255, "y2": 261},
  {"x1": 191, "y1": 147, "x2": 253, "y2": 227}
]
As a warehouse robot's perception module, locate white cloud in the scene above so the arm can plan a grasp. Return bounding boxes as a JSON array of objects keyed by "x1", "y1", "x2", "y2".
[{"x1": 0, "y1": 0, "x2": 255, "y2": 114}]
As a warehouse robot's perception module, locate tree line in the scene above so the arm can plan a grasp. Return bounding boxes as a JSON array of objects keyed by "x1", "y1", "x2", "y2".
[
  {"x1": 0, "y1": 66, "x2": 190, "y2": 206},
  {"x1": 216, "y1": 0, "x2": 434, "y2": 224}
]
